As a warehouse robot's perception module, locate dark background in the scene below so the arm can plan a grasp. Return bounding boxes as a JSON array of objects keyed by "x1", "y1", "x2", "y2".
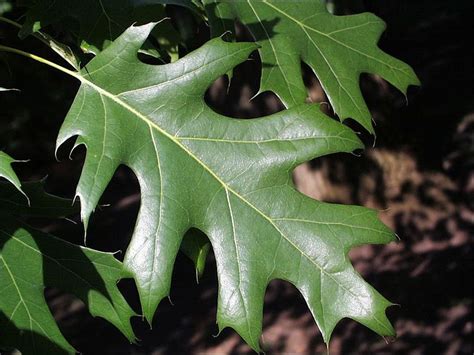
[{"x1": 0, "y1": 0, "x2": 472, "y2": 354}]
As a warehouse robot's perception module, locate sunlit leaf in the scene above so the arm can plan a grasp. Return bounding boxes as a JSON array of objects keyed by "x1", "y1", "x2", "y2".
[{"x1": 54, "y1": 24, "x2": 397, "y2": 350}]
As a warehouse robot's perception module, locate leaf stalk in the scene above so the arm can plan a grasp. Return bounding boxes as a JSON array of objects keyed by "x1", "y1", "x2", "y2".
[
  {"x1": 0, "y1": 16, "x2": 22, "y2": 29},
  {"x1": 0, "y1": 44, "x2": 80, "y2": 80}
]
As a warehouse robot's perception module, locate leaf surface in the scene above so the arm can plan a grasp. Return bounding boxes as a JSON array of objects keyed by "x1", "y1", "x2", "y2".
[
  {"x1": 0, "y1": 152, "x2": 24, "y2": 197},
  {"x1": 204, "y1": 0, "x2": 420, "y2": 132},
  {"x1": 55, "y1": 23, "x2": 396, "y2": 349},
  {"x1": 0, "y1": 164, "x2": 136, "y2": 354}
]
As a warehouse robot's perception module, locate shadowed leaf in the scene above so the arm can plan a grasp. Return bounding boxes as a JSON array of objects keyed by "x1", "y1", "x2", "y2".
[
  {"x1": 0, "y1": 158, "x2": 136, "y2": 354},
  {"x1": 18, "y1": 0, "x2": 199, "y2": 55},
  {"x1": 204, "y1": 0, "x2": 420, "y2": 133}
]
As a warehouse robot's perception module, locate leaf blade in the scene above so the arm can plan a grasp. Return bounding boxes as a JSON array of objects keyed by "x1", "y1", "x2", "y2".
[
  {"x1": 0, "y1": 222, "x2": 137, "y2": 354},
  {"x1": 204, "y1": 0, "x2": 420, "y2": 132},
  {"x1": 54, "y1": 23, "x2": 398, "y2": 349},
  {"x1": 0, "y1": 165, "x2": 136, "y2": 354}
]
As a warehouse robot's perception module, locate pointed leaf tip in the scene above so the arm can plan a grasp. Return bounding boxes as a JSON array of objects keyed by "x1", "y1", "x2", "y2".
[{"x1": 0, "y1": 152, "x2": 27, "y2": 201}]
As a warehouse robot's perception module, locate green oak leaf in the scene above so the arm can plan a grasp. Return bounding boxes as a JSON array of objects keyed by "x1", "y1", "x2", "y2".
[
  {"x1": 54, "y1": 23, "x2": 396, "y2": 350},
  {"x1": 18, "y1": 0, "x2": 199, "y2": 55},
  {"x1": 0, "y1": 166, "x2": 136, "y2": 354},
  {"x1": 204, "y1": 0, "x2": 420, "y2": 133}
]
